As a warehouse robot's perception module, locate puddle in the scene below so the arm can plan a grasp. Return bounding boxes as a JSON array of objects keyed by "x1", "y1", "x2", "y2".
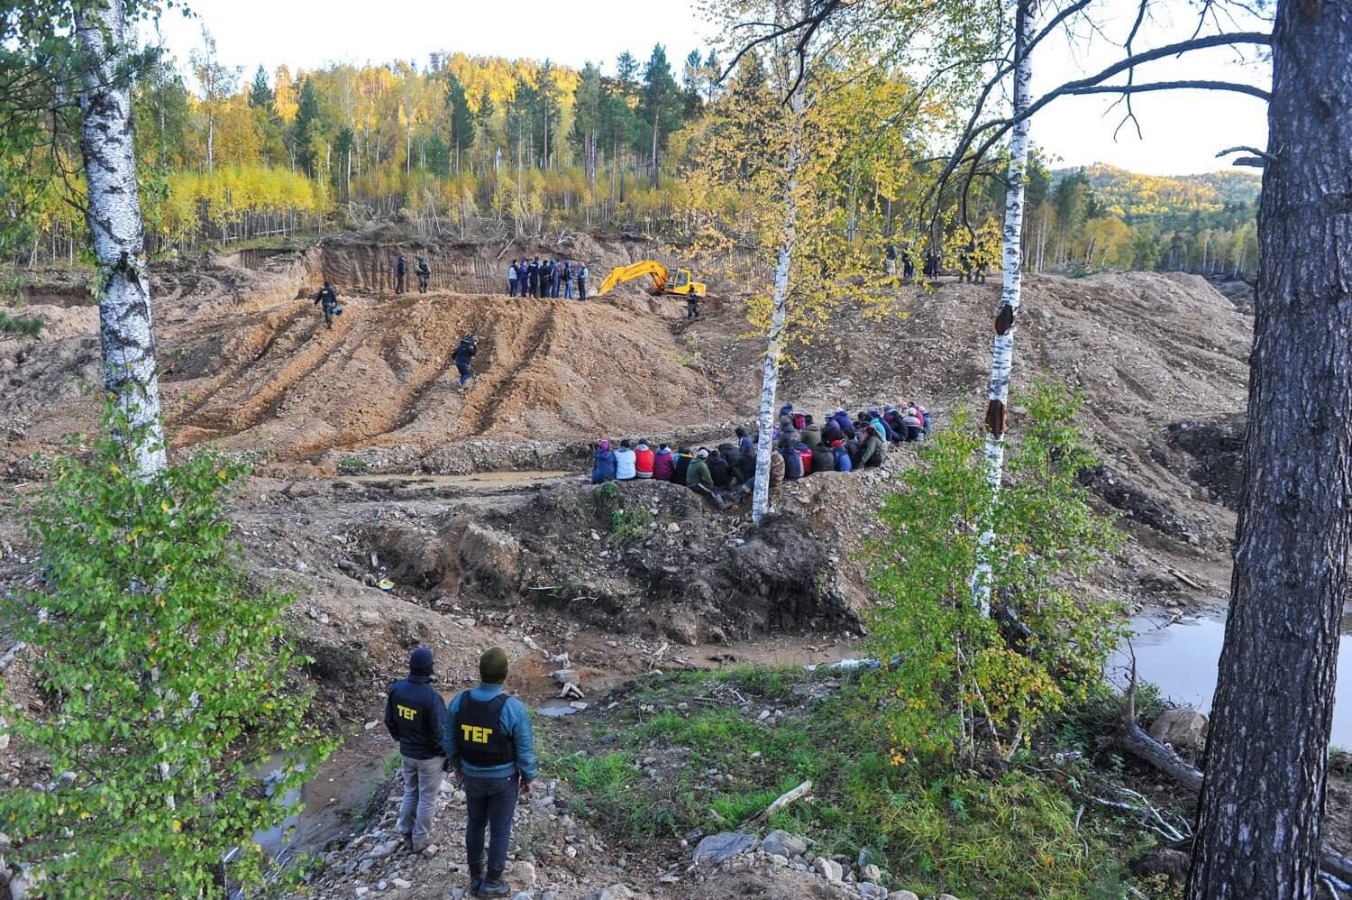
[
  {"x1": 1112, "y1": 612, "x2": 1352, "y2": 748},
  {"x1": 253, "y1": 729, "x2": 397, "y2": 860},
  {"x1": 537, "y1": 699, "x2": 585, "y2": 717}
]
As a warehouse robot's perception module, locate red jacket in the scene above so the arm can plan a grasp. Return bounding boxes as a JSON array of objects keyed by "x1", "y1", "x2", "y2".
[{"x1": 635, "y1": 446, "x2": 655, "y2": 478}]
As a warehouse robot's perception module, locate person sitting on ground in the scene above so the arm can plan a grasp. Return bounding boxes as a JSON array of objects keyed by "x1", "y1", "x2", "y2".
[
  {"x1": 736, "y1": 426, "x2": 755, "y2": 458},
  {"x1": 634, "y1": 440, "x2": 655, "y2": 479},
  {"x1": 614, "y1": 439, "x2": 637, "y2": 481},
  {"x1": 590, "y1": 440, "x2": 617, "y2": 484},
  {"x1": 832, "y1": 439, "x2": 853, "y2": 473},
  {"x1": 672, "y1": 447, "x2": 694, "y2": 486},
  {"x1": 802, "y1": 415, "x2": 822, "y2": 450},
  {"x1": 794, "y1": 440, "x2": 814, "y2": 476},
  {"x1": 780, "y1": 438, "x2": 803, "y2": 481},
  {"x1": 769, "y1": 443, "x2": 786, "y2": 489},
  {"x1": 914, "y1": 402, "x2": 931, "y2": 435},
  {"x1": 732, "y1": 447, "x2": 756, "y2": 485},
  {"x1": 779, "y1": 403, "x2": 795, "y2": 432},
  {"x1": 811, "y1": 442, "x2": 835, "y2": 476},
  {"x1": 652, "y1": 443, "x2": 675, "y2": 481},
  {"x1": 832, "y1": 408, "x2": 854, "y2": 436},
  {"x1": 821, "y1": 416, "x2": 843, "y2": 445},
  {"x1": 901, "y1": 407, "x2": 924, "y2": 442},
  {"x1": 883, "y1": 408, "x2": 905, "y2": 443},
  {"x1": 685, "y1": 448, "x2": 729, "y2": 508},
  {"x1": 845, "y1": 432, "x2": 864, "y2": 468},
  {"x1": 708, "y1": 448, "x2": 732, "y2": 488},
  {"x1": 858, "y1": 423, "x2": 887, "y2": 468}
]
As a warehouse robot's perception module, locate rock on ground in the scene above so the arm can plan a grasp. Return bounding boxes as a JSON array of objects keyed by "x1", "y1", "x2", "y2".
[{"x1": 1149, "y1": 708, "x2": 1209, "y2": 752}]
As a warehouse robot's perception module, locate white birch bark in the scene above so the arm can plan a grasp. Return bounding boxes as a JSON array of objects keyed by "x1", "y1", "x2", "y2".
[
  {"x1": 972, "y1": 0, "x2": 1036, "y2": 614},
  {"x1": 75, "y1": 0, "x2": 168, "y2": 476},
  {"x1": 751, "y1": 78, "x2": 806, "y2": 527}
]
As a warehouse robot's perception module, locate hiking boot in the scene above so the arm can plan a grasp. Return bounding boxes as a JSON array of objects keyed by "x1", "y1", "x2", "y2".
[
  {"x1": 477, "y1": 873, "x2": 511, "y2": 897},
  {"x1": 467, "y1": 872, "x2": 483, "y2": 895},
  {"x1": 399, "y1": 833, "x2": 413, "y2": 854}
]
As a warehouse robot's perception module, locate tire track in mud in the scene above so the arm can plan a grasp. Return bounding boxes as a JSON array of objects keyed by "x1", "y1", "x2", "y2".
[
  {"x1": 461, "y1": 301, "x2": 560, "y2": 436},
  {"x1": 166, "y1": 305, "x2": 315, "y2": 427},
  {"x1": 176, "y1": 307, "x2": 355, "y2": 438}
]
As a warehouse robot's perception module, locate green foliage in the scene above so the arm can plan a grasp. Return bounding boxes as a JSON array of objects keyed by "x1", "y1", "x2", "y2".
[
  {"x1": 544, "y1": 669, "x2": 1133, "y2": 898},
  {"x1": 337, "y1": 456, "x2": 371, "y2": 474},
  {"x1": 0, "y1": 411, "x2": 333, "y2": 894},
  {"x1": 0, "y1": 309, "x2": 43, "y2": 337},
  {"x1": 867, "y1": 383, "x2": 1125, "y2": 763}
]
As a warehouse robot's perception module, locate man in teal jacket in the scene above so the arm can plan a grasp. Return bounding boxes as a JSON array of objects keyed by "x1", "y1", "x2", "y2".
[{"x1": 444, "y1": 647, "x2": 538, "y2": 898}]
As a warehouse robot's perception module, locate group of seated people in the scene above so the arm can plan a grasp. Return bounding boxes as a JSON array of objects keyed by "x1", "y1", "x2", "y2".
[{"x1": 589, "y1": 400, "x2": 931, "y2": 509}]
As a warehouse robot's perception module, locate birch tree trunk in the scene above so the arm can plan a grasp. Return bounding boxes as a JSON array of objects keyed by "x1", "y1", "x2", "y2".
[
  {"x1": 751, "y1": 77, "x2": 806, "y2": 527},
  {"x1": 971, "y1": 0, "x2": 1035, "y2": 614},
  {"x1": 75, "y1": 0, "x2": 167, "y2": 476},
  {"x1": 1187, "y1": 4, "x2": 1352, "y2": 897}
]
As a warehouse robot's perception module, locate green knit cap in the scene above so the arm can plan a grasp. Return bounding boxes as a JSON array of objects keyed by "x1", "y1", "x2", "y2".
[{"x1": 480, "y1": 647, "x2": 510, "y2": 684}]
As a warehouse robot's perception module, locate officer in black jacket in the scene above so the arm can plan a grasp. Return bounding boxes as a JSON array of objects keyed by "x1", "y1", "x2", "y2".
[{"x1": 384, "y1": 647, "x2": 447, "y2": 853}]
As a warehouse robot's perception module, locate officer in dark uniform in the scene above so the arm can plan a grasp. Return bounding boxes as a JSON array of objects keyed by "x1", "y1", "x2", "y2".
[
  {"x1": 416, "y1": 256, "x2": 431, "y2": 293},
  {"x1": 395, "y1": 254, "x2": 408, "y2": 293},
  {"x1": 383, "y1": 647, "x2": 447, "y2": 853},
  {"x1": 444, "y1": 647, "x2": 538, "y2": 898},
  {"x1": 313, "y1": 281, "x2": 340, "y2": 329}
]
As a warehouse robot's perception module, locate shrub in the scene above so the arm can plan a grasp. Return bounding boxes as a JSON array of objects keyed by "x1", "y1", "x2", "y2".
[
  {"x1": 0, "y1": 414, "x2": 333, "y2": 894},
  {"x1": 867, "y1": 383, "x2": 1125, "y2": 763}
]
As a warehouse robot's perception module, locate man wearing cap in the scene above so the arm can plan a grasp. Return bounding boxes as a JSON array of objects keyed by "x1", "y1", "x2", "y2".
[
  {"x1": 445, "y1": 648, "x2": 538, "y2": 898},
  {"x1": 384, "y1": 647, "x2": 448, "y2": 854}
]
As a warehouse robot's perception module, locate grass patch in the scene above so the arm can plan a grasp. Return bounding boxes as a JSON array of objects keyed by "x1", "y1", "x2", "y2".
[
  {"x1": 542, "y1": 667, "x2": 1144, "y2": 899},
  {"x1": 337, "y1": 456, "x2": 371, "y2": 474}
]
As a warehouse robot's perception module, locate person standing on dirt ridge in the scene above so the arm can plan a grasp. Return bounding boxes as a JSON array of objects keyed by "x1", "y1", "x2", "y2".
[
  {"x1": 508, "y1": 259, "x2": 519, "y2": 297},
  {"x1": 561, "y1": 260, "x2": 573, "y2": 299},
  {"x1": 396, "y1": 254, "x2": 408, "y2": 294},
  {"x1": 685, "y1": 293, "x2": 701, "y2": 319},
  {"x1": 313, "y1": 280, "x2": 340, "y2": 329},
  {"x1": 384, "y1": 646, "x2": 447, "y2": 855},
  {"x1": 576, "y1": 263, "x2": 588, "y2": 300},
  {"x1": 454, "y1": 334, "x2": 478, "y2": 390},
  {"x1": 416, "y1": 256, "x2": 431, "y2": 293},
  {"x1": 444, "y1": 647, "x2": 538, "y2": 898}
]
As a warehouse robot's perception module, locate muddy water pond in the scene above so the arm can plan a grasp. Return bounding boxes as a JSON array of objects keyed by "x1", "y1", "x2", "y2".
[{"x1": 1113, "y1": 612, "x2": 1352, "y2": 749}]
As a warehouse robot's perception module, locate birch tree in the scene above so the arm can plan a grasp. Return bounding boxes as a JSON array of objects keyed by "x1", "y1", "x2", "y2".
[
  {"x1": 697, "y1": 0, "x2": 993, "y2": 525},
  {"x1": 972, "y1": 0, "x2": 1035, "y2": 615},
  {"x1": 75, "y1": 0, "x2": 167, "y2": 475}
]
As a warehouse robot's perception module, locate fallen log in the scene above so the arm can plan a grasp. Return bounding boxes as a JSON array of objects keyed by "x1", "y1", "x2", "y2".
[
  {"x1": 1115, "y1": 711, "x2": 1352, "y2": 889},
  {"x1": 742, "y1": 780, "x2": 812, "y2": 827}
]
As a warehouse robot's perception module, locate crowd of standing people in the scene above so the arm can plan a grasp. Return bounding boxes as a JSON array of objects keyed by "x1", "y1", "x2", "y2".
[
  {"x1": 507, "y1": 258, "x2": 588, "y2": 300},
  {"x1": 589, "y1": 401, "x2": 931, "y2": 509}
]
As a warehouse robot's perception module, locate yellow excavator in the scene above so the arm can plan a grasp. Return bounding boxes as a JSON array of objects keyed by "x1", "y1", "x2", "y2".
[{"x1": 596, "y1": 261, "x2": 707, "y2": 299}]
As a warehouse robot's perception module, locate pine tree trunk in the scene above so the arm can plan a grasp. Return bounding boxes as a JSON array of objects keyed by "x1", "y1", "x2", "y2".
[
  {"x1": 971, "y1": 0, "x2": 1035, "y2": 614},
  {"x1": 650, "y1": 111, "x2": 660, "y2": 191},
  {"x1": 751, "y1": 79, "x2": 806, "y2": 526},
  {"x1": 1187, "y1": 5, "x2": 1352, "y2": 897},
  {"x1": 74, "y1": 0, "x2": 167, "y2": 477}
]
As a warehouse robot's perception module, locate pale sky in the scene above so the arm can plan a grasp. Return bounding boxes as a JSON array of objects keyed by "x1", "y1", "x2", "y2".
[{"x1": 151, "y1": 0, "x2": 1269, "y2": 177}]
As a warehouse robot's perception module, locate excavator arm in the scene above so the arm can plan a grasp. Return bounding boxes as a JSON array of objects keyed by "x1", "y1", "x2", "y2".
[{"x1": 596, "y1": 261, "x2": 669, "y2": 298}]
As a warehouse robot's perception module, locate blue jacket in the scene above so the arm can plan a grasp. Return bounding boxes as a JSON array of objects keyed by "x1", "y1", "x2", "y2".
[
  {"x1": 591, "y1": 449, "x2": 617, "y2": 483},
  {"x1": 738, "y1": 435, "x2": 755, "y2": 457},
  {"x1": 443, "y1": 683, "x2": 538, "y2": 781},
  {"x1": 834, "y1": 447, "x2": 853, "y2": 473}
]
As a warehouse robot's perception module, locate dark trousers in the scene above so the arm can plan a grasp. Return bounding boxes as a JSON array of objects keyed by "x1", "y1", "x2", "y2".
[
  {"x1": 577, "y1": 279, "x2": 586, "y2": 299},
  {"x1": 464, "y1": 774, "x2": 519, "y2": 876},
  {"x1": 456, "y1": 360, "x2": 472, "y2": 387},
  {"x1": 509, "y1": 279, "x2": 518, "y2": 297},
  {"x1": 396, "y1": 273, "x2": 406, "y2": 293}
]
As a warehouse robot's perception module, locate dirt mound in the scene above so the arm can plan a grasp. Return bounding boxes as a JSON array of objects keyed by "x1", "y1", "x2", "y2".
[{"x1": 355, "y1": 475, "x2": 878, "y2": 645}]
